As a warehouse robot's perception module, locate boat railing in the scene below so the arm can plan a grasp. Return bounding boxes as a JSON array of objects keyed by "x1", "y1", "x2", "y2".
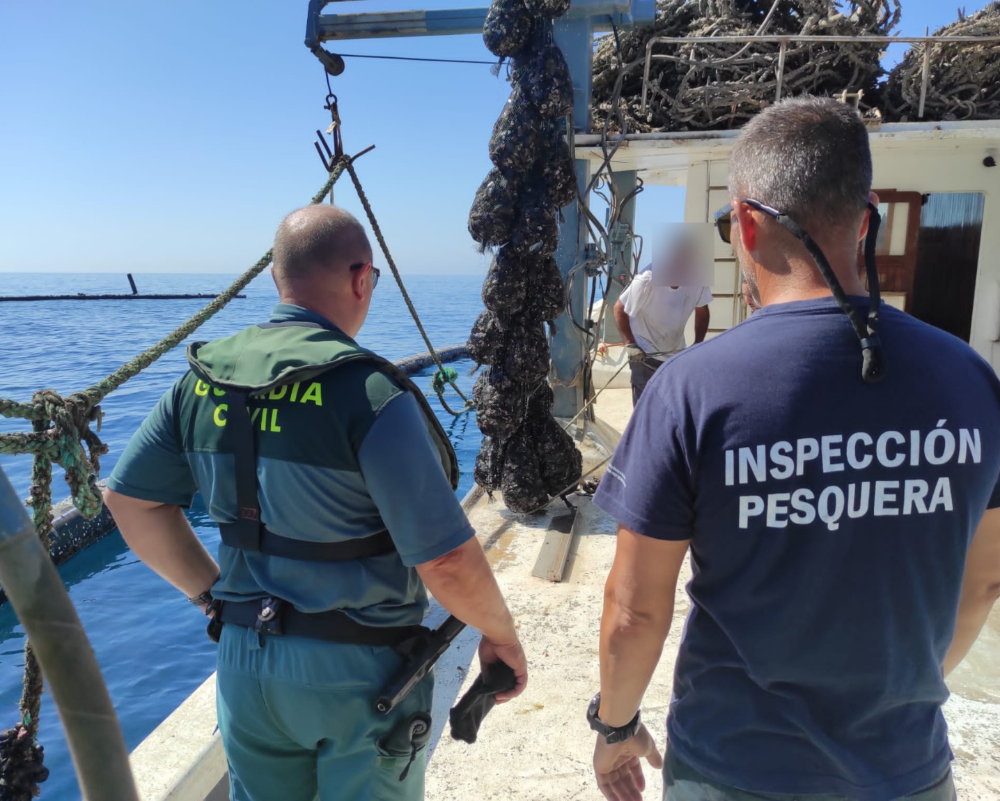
[{"x1": 639, "y1": 34, "x2": 1000, "y2": 120}]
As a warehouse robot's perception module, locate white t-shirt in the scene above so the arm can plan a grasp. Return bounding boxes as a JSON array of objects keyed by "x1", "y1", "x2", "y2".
[{"x1": 619, "y1": 271, "x2": 713, "y2": 357}]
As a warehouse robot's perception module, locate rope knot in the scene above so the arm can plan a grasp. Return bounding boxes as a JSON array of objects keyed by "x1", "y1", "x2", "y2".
[{"x1": 28, "y1": 390, "x2": 107, "y2": 521}]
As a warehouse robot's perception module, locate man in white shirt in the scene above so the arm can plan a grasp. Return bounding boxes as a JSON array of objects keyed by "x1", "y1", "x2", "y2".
[{"x1": 613, "y1": 269, "x2": 712, "y2": 406}]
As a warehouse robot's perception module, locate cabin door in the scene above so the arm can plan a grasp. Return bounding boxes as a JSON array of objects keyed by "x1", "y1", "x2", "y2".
[
  {"x1": 861, "y1": 190, "x2": 922, "y2": 313},
  {"x1": 862, "y1": 191, "x2": 984, "y2": 344}
]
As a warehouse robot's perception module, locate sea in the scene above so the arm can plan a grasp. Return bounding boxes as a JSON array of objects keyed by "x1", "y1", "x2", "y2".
[{"x1": 0, "y1": 272, "x2": 485, "y2": 800}]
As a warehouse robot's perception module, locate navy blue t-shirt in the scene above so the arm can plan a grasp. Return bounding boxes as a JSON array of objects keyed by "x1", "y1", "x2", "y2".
[{"x1": 594, "y1": 298, "x2": 1000, "y2": 801}]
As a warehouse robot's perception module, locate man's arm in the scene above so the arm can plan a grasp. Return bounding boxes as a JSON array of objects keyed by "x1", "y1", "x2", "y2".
[
  {"x1": 104, "y1": 381, "x2": 213, "y2": 604},
  {"x1": 359, "y1": 391, "x2": 527, "y2": 700},
  {"x1": 592, "y1": 528, "x2": 689, "y2": 800},
  {"x1": 944, "y1": 506, "x2": 1000, "y2": 676},
  {"x1": 104, "y1": 492, "x2": 219, "y2": 604},
  {"x1": 693, "y1": 304, "x2": 710, "y2": 344},
  {"x1": 598, "y1": 527, "x2": 690, "y2": 725},
  {"x1": 613, "y1": 299, "x2": 636, "y2": 346},
  {"x1": 416, "y1": 540, "x2": 526, "y2": 701}
]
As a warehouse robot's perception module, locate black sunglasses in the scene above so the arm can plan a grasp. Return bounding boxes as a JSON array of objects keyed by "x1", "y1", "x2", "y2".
[
  {"x1": 714, "y1": 198, "x2": 879, "y2": 245},
  {"x1": 714, "y1": 199, "x2": 782, "y2": 245},
  {"x1": 350, "y1": 261, "x2": 380, "y2": 290}
]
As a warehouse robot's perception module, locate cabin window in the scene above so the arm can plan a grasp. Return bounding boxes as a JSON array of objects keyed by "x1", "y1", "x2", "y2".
[{"x1": 910, "y1": 193, "x2": 985, "y2": 343}]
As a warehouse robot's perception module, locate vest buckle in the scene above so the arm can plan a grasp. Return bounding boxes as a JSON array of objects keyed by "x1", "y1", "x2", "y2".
[{"x1": 254, "y1": 597, "x2": 284, "y2": 635}]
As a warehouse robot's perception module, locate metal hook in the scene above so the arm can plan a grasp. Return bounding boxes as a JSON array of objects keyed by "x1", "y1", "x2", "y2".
[
  {"x1": 324, "y1": 91, "x2": 344, "y2": 159},
  {"x1": 313, "y1": 91, "x2": 344, "y2": 172},
  {"x1": 314, "y1": 130, "x2": 335, "y2": 172}
]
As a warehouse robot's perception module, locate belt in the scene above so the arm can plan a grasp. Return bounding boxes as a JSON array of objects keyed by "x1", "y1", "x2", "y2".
[{"x1": 216, "y1": 597, "x2": 429, "y2": 648}]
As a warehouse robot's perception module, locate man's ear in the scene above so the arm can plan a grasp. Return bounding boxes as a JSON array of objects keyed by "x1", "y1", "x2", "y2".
[
  {"x1": 858, "y1": 191, "x2": 881, "y2": 243},
  {"x1": 734, "y1": 201, "x2": 757, "y2": 253},
  {"x1": 350, "y1": 264, "x2": 368, "y2": 299}
]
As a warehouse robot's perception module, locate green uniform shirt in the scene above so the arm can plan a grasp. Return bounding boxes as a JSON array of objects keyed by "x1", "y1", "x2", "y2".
[{"x1": 107, "y1": 303, "x2": 475, "y2": 627}]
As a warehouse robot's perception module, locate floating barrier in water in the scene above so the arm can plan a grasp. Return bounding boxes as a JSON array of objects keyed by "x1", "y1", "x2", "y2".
[
  {"x1": 0, "y1": 294, "x2": 248, "y2": 302},
  {"x1": 0, "y1": 274, "x2": 247, "y2": 302}
]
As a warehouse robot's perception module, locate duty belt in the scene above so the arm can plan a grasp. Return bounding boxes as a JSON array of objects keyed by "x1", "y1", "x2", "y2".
[{"x1": 215, "y1": 597, "x2": 428, "y2": 648}]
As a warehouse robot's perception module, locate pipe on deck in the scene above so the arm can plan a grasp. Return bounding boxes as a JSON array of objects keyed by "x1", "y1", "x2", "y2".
[{"x1": 0, "y1": 468, "x2": 139, "y2": 801}]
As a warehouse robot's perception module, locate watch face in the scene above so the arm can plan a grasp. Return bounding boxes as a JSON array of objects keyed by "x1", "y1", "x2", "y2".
[{"x1": 587, "y1": 694, "x2": 606, "y2": 734}]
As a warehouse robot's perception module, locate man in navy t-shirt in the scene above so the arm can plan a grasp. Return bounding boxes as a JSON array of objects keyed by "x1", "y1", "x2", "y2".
[{"x1": 587, "y1": 97, "x2": 1000, "y2": 801}]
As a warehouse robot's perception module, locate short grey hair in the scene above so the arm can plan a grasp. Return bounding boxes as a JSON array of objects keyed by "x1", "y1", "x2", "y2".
[
  {"x1": 272, "y1": 205, "x2": 372, "y2": 281},
  {"x1": 728, "y1": 96, "x2": 872, "y2": 229}
]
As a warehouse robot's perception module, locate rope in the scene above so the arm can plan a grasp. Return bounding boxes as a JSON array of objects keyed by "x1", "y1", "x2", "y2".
[
  {"x1": 0, "y1": 160, "x2": 350, "y2": 800},
  {"x1": 345, "y1": 161, "x2": 473, "y2": 415}
]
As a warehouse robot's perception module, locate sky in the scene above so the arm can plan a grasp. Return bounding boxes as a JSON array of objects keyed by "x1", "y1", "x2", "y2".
[{"x1": 0, "y1": 0, "x2": 980, "y2": 275}]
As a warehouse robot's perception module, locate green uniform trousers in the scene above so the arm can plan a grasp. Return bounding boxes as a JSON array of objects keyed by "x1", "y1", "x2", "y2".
[{"x1": 216, "y1": 624, "x2": 434, "y2": 801}]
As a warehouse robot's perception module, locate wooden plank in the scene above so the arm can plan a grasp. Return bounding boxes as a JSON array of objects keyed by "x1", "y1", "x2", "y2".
[{"x1": 532, "y1": 506, "x2": 579, "y2": 582}]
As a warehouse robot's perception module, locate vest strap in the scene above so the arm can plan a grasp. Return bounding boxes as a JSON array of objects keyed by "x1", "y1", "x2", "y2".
[
  {"x1": 222, "y1": 389, "x2": 397, "y2": 562},
  {"x1": 218, "y1": 523, "x2": 397, "y2": 562}
]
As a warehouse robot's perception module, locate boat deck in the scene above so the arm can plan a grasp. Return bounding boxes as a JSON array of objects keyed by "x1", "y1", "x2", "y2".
[{"x1": 130, "y1": 387, "x2": 1000, "y2": 800}]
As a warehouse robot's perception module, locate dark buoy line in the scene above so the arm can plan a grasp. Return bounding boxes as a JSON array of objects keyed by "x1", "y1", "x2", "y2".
[{"x1": 0, "y1": 273, "x2": 248, "y2": 302}]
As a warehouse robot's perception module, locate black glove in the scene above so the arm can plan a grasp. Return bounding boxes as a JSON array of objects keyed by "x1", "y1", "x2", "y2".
[{"x1": 448, "y1": 661, "x2": 517, "y2": 744}]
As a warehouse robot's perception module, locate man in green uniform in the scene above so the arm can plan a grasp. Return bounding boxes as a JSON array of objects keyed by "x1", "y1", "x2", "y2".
[{"x1": 104, "y1": 205, "x2": 528, "y2": 801}]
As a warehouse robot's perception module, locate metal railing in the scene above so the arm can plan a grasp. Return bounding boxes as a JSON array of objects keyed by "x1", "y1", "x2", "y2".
[{"x1": 640, "y1": 34, "x2": 1000, "y2": 120}]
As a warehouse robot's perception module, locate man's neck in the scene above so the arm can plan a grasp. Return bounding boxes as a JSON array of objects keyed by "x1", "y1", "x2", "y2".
[
  {"x1": 757, "y1": 253, "x2": 866, "y2": 307},
  {"x1": 279, "y1": 295, "x2": 351, "y2": 333}
]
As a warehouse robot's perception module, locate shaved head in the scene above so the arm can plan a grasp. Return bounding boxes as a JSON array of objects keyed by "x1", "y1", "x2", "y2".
[{"x1": 272, "y1": 205, "x2": 372, "y2": 286}]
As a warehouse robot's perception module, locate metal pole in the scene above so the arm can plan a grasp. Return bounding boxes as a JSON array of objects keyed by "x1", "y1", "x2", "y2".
[
  {"x1": 603, "y1": 170, "x2": 637, "y2": 342},
  {"x1": 0, "y1": 470, "x2": 138, "y2": 801},
  {"x1": 126, "y1": 274, "x2": 138, "y2": 295},
  {"x1": 644, "y1": 33, "x2": 1000, "y2": 46},
  {"x1": 640, "y1": 37, "x2": 655, "y2": 115},
  {"x1": 775, "y1": 40, "x2": 787, "y2": 103},
  {"x1": 919, "y1": 30, "x2": 931, "y2": 120},
  {"x1": 551, "y1": 16, "x2": 594, "y2": 419}
]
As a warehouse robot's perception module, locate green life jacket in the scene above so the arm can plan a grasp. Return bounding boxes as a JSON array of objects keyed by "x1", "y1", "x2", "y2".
[{"x1": 186, "y1": 320, "x2": 460, "y2": 562}]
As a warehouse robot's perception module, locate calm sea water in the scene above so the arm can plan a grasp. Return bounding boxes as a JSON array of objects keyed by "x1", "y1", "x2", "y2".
[{"x1": 0, "y1": 272, "x2": 484, "y2": 800}]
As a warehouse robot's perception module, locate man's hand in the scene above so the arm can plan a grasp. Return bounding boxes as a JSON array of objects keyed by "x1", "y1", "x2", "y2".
[
  {"x1": 626, "y1": 344, "x2": 646, "y2": 365},
  {"x1": 478, "y1": 635, "x2": 528, "y2": 703},
  {"x1": 593, "y1": 725, "x2": 664, "y2": 801}
]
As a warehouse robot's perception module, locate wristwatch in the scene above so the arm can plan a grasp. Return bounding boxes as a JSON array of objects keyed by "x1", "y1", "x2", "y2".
[
  {"x1": 187, "y1": 573, "x2": 220, "y2": 608},
  {"x1": 587, "y1": 693, "x2": 641, "y2": 744}
]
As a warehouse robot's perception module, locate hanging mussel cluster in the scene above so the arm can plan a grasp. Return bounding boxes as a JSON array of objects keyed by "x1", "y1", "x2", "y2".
[{"x1": 466, "y1": 0, "x2": 583, "y2": 513}]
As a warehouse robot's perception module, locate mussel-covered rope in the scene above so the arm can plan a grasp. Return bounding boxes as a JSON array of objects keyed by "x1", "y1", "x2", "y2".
[{"x1": 467, "y1": 0, "x2": 588, "y2": 514}]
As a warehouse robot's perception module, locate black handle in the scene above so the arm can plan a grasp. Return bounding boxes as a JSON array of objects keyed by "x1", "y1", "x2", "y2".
[{"x1": 375, "y1": 615, "x2": 467, "y2": 714}]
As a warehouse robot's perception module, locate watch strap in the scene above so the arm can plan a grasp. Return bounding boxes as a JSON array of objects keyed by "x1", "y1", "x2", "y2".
[{"x1": 587, "y1": 693, "x2": 641, "y2": 744}]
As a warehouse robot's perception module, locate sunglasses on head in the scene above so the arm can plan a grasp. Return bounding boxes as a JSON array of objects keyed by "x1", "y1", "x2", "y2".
[{"x1": 350, "y1": 261, "x2": 380, "y2": 290}]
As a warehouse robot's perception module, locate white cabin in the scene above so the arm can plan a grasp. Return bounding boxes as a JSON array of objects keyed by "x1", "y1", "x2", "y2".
[{"x1": 579, "y1": 120, "x2": 1000, "y2": 374}]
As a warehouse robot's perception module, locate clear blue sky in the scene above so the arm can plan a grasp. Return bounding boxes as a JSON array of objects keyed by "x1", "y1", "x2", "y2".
[{"x1": 0, "y1": 1, "x2": 975, "y2": 275}]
